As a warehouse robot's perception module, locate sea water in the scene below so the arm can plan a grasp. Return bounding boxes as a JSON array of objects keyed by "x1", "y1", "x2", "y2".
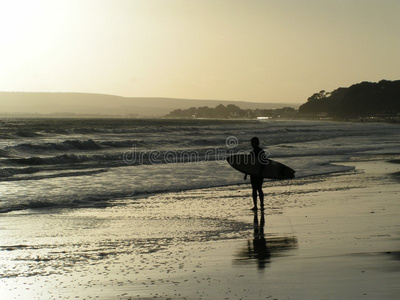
[{"x1": 0, "y1": 118, "x2": 399, "y2": 213}]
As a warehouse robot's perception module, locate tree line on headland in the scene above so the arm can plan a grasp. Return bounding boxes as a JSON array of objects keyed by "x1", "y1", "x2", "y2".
[
  {"x1": 166, "y1": 104, "x2": 296, "y2": 119},
  {"x1": 298, "y1": 80, "x2": 400, "y2": 117},
  {"x1": 166, "y1": 80, "x2": 400, "y2": 120}
]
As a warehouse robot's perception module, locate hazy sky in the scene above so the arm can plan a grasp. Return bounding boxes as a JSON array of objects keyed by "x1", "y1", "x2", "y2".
[{"x1": 1, "y1": 0, "x2": 399, "y2": 103}]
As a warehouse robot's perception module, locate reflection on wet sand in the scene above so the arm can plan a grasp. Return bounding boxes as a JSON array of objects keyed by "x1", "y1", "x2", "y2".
[{"x1": 234, "y1": 212, "x2": 298, "y2": 270}]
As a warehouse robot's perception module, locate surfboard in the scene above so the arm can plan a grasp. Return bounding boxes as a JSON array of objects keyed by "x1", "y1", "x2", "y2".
[{"x1": 226, "y1": 154, "x2": 295, "y2": 180}]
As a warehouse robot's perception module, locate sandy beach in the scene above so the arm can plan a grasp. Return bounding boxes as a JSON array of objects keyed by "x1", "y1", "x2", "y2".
[{"x1": 0, "y1": 158, "x2": 399, "y2": 300}]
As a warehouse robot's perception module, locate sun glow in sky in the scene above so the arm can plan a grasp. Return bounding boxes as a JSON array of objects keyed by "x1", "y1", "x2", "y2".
[{"x1": 0, "y1": 0, "x2": 399, "y2": 103}]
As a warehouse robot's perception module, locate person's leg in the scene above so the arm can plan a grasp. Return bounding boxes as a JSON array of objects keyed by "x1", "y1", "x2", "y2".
[
  {"x1": 258, "y1": 187, "x2": 264, "y2": 210},
  {"x1": 251, "y1": 179, "x2": 258, "y2": 210},
  {"x1": 256, "y1": 177, "x2": 264, "y2": 210},
  {"x1": 252, "y1": 186, "x2": 258, "y2": 210}
]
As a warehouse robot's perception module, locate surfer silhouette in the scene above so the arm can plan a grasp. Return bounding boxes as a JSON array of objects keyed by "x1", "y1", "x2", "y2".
[{"x1": 248, "y1": 137, "x2": 267, "y2": 211}]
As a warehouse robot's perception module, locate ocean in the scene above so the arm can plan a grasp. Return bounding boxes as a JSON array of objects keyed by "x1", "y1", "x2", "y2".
[{"x1": 1, "y1": 118, "x2": 399, "y2": 213}]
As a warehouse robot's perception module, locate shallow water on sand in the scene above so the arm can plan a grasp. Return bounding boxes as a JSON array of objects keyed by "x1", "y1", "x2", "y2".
[
  {"x1": 0, "y1": 160, "x2": 399, "y2": 299},
  {"x1": 1, "y1": 161, "x2": 394, "y2": 280}
]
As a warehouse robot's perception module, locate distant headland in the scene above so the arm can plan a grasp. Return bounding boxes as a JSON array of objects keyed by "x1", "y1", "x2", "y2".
[
  {"x1": 299, "y1": 80, "x2": 400, "y2": 119},
  {"x1": 166, "y1": 80, "x2": 400, "y2": 122},
  {"x1": 1, "y1": 80, "x2": 399, "y2": 121},
  {"x1": 0, "y1": 92, "x2": 296, "y2": 118}
]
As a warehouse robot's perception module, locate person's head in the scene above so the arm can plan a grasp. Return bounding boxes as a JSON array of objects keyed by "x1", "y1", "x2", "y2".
[{"x1": 251, "y1": 137, "x2": 260, "y2": 148}]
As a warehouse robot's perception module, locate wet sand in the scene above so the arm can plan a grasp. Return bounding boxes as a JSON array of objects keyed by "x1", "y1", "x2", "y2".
[{"x1": 0, "y1": 159, "x2": 399, "y2": 299}]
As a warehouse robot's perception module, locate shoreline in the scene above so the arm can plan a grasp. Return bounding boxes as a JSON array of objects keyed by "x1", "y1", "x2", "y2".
[
  {"x1": 0, "y1": 157, "x2": 357, "y2": 215},
  {"x1": 1, "y1": 115, "x2": 400, "y2": 125},
  {"x1": 0, "y1": 158, "x2": 399, "y2": 299}
]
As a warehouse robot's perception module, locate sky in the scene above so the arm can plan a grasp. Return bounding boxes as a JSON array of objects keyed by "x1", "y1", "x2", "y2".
[{"x1": 0, "y1": 0, "x2": 399, "y2": 103}]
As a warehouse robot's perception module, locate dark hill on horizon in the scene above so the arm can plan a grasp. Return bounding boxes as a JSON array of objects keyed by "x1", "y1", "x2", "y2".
[
  {"x1": 0, "y1": 92, "x2": 298, "y2": 117},
  {"x1": 299, "y1": 80, "x2": 400, "y2": 117}
]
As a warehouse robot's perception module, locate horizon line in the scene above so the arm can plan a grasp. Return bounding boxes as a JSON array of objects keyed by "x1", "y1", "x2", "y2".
[{"x1": 0, "y1": 91, "x2": 302, "y2": 104}]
